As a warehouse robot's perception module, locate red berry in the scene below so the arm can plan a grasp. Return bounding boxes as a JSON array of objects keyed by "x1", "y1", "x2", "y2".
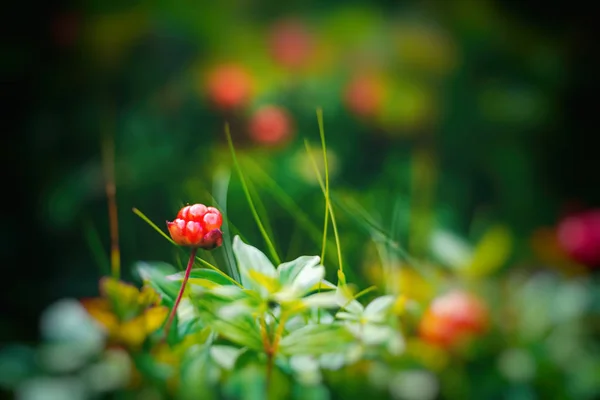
[
  {"x1": 419, "y1": 290, "x2": 488, "y2": 349},
  {"x1": 344, "y1": 74, "x2": 385, "y2": 118},
  {"x1": 167, "y1": 204, "x2": 223, "y2": 249},
  {"x1": 248, "y1": 105, "x2": 294, "y2": 146},
  {"x1": 269, "y1": 19, "x2": 314, "y2": 69},
  {"x1": 205, "y1": 64, "x2": 253, "y2": 110},
  {"x1": 557, "y1": 209, "x2": 600, "y2": 267}
]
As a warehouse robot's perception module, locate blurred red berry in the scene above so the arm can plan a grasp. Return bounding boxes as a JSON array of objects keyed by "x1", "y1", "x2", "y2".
[
  {"x1": 248, "y1": 105, "x2": 294, "y2": 146},
  {"x1": 344, "y1": 74, "x2": 385, "y2": 118},
  {"x1": 269, "y1": 19, "x2": 314, "y2": 69},
  {"x1": 167, "y1": 204, "x2": 223, "y2": 249},
  {"x1": 419, "y1": 290, "x2": 488, "y2": 349},
  {"x1": 557, "y1": 209, "x2": 600, "y2": 267},
  {"x1": 206, "y1": 64, "x2": 253, "y2": 110}
]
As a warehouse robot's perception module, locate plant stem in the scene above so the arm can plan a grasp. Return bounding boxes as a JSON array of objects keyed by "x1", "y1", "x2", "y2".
[
  {"x1": 102, "y1": 130, "x2": 120, "y2": 279},
  {"x1": 164, "y1": 247, "x2": 197, "y2": 339}
]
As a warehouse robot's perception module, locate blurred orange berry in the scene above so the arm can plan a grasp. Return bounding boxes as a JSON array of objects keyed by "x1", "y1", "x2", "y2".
[
  {"x1": 248, "y1": 105, "x2": 294, "y2": 146},
  {"x1": 269, "y1": 19, "x2": 314, "y2": 69},
  {"x1": 167, "y1": 204, "x2": 223, "y2": 249},
  {"x1": 205, "y1": 64, "x2": 253, "y2": 110},
  {"x1": 344, "y1": 74, "x2": 385, "y2": 118},
  {"x1": 419, "y1": 290, "x2": 488, "y2": 349}
]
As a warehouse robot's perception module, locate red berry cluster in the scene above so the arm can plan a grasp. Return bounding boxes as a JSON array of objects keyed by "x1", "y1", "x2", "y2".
[{"x1": 167, "y1": 204, "x2": 223, "y2": 249}]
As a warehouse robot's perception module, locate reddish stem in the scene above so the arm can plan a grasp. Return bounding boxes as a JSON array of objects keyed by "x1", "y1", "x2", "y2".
[{"x1": 163, "y1": 247, "x2": 197, "y2": 339}]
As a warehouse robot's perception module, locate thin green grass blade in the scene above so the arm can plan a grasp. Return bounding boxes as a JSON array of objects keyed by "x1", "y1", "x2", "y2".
[
  {"x1": 333, "y1": 196, "x2": 437, "y2": 280},
  {"x1": 212, "y1": 167, "x2": 241, "y2": 282},
  {"x1": 132, "y1": 207, "x2": 177, "y2": 245},
  {"x1": 304, "y1": 140, "x2": 344, "y2": 273},
  {"x1": 225, "y1": 123, "x2": 281, "y2": 265},
  {"x1": 316, "y1": 108, "x2": 330, "y2": 264},
  {"x1": 246, "y1": 172, "x2": 279, "y2": 254},
  {"x1": 242, "y1": 158, "x2": 339, "y2": 263}
]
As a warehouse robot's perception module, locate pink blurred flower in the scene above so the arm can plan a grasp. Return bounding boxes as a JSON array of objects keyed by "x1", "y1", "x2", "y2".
[{"x1": 557, "y1": 209, "x2": 600, "y2": 267}]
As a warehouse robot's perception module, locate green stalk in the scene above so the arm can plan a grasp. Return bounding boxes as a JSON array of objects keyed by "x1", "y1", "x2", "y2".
[
  {"x1": 316, "y1": 108, "x2": 330, "y2": 264},
  {"x1": 225, "y1": 123, "x2": 281, "y2": 265},
  {"x1": 304, "y1": 140, "x2": 343, "y2": 273}
]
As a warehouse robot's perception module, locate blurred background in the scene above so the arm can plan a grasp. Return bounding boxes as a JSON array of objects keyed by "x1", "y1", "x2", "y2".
[{"x1": 4, "y1": 0, "x2": 600, "y2": 398}]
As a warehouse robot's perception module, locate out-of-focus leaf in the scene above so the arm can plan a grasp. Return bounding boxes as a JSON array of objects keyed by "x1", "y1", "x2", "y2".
[
  {"x1": 135, "y1": 261, "x2": 180, "y2": 304},
  {"x1": 225, "y1": 358, "x2": 292, "y2": 400},
  {"x1": 429, "y1": 229, "x2": 473, "y2": 270},
  {"x1": 278, "y1": 256, "x2": 321, "y2": 286},
  {"x1": 292, "y1": 382, "x2": 331, "y2": 400},
  {"x1": 463, "y1": 225, "x2": 512, "y2": 278},
  {"x1": 300, "y1": 292, "x2": 341, "y2": 309},
  {"x1": 208, "y1": 317, "x2": 262, "y2": 351},
  {"x1": 279, "y1": 324, "x2": 354, "y2": 356},
  {"x1": 0, "y1": 345, "x2": 37, "y2": 389},
  {"x1": 233, "y1": 235, "x2": 277, "y2": 291},
  {"x1": 15, "y1": 376, "x2": 88, "y2": 400},
  {"x1": 167, "y1": 268, "x2": 236, "y2": 289},
  {"x1": 363, "y1": 295, "x2": 396, "y2": 322},
  {"x1": 210, "y1": 345, "x2": 245, "y2": 370},
  {"x1": 179, "y1": 345, "x2": 218, "y2": 400}
]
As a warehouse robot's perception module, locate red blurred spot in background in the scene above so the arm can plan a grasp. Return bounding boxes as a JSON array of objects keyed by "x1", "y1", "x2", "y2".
[
  {"x1": 419, "y1": 290, "x2": 488, "y2": 349},
  {"x1": 269, "y1": 19, "x2": 314, "y2": 69},
  {"x1": 205, "y1": 64, "x2": 253, "y2": 110},
  {"x1": 557, "y1": 209, "x2": 600, "y2": 267},
  {"x1": 248, "y1": 105, "x2": 294, "y2": 147}
]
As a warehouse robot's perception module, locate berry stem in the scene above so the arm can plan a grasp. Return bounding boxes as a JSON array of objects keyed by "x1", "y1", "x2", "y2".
[{"x1": 164, "y1": 247, "x2": 197, "y2": 339}]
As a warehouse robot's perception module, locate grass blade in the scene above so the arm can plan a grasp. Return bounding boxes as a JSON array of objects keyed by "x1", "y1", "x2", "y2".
[
  {"x1": 225, "y1": 123, "x2": 281, "y2": 265},
  {"x1": 212, "y1": 167, "x2": 241, "y2": 282},
  {"x1": 304, "y1": 140, "x2": 343, "y2": 273}
]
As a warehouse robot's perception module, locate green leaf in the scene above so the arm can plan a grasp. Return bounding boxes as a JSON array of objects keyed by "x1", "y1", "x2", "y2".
[
  {"x1": 363, "y1": 295, "x2": 396, "y2": 322},
  {"x1": 429, "y1": 229, "x2": 473, "y2": 270},
  {"x1": 233, "y1": 235, "x2": 277, "y2": 291},
  {"x1": 279, "y1": 324, "x2": 354, "y2": 356},
  {"x1": 167, "y1": 268, "x2": 236, "y2": 289},
  {"x1": 179, "y1": 345, "x2": 218, "y2": 400},
  {"x1": 464, "y1": 225, "x2": 512, "y2": 277},
  {"x1": 208, "y1": 315, "x2": 263, "y2": 351},
  {"x1": 300, "y1": 292, "x2": 341, "y2": 309},
  {"x1": 210, "y1": 345, "x2": 245, "y2": 370},
  {"x1": 135, "y1": 261, "x2": 180, "y2": 304},
  {"x1": 277, "y1": 256, "x2": 321, "y2": 286},
  {"x1": 289, "y1": 264, "x2": 326, "y2": 295}
]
